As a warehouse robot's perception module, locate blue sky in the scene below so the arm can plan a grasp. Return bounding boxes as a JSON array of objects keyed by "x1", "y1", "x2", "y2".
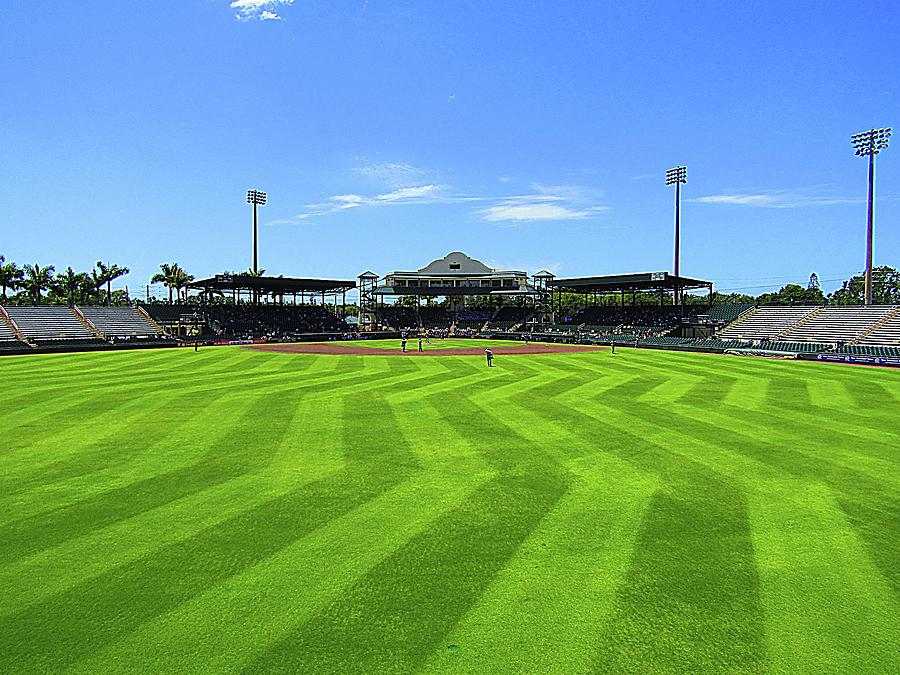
[{"x1": 1, "y1": 0, "x2": 897, "y2": 299}]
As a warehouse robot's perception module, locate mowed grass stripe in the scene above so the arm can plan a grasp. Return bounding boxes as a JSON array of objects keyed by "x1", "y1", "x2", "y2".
[
  {"x1": 749, "y1": 481, "x2": 900, "y2": 672},
  {"x1": 0, "y1": 344, "x2": 896, "y2": 672},
  {"x1": 425, "y1": 362, "x2": 660, "y2": 672},
  {"x1": 77, "y1": 370, "x2": 497, "y2": 672},
  {"x1": 532, "y1": 362, "x2": 768, "y2": 670},
  {"x1": 244, "y1": 379, "x2": 572, "y2": 672},
  {"x1": 0, "y1": 390, "x2": 420, "y2": 671},
  {"x1": 569, "y1": 375, "x2": 899, "y2": 665}
]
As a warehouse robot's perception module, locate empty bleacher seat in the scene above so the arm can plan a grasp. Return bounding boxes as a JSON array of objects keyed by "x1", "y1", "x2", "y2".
[
  {"x1": 855, "y1": 308, "x2": 900, "y2": 346},
  {"x1": 5, "y1": 306, "x2": 104, "y2": 346},
  {"x1": 717, "y1": 306, "x2": 818, "y2": 340},
  {"x1": 780, "y1": 305, "x2": 897, "y2": 343},
  {"x1": 80, "y1": 306, "x2": 165, "y2": 338}
]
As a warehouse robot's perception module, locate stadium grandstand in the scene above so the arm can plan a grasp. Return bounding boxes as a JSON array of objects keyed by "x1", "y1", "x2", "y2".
[
  {"x1": 360, "y1": 252, "x2": 544, "y2": 332},
  {"x1": 2, "y1": 254, "x2": 899, "y2": 365}
]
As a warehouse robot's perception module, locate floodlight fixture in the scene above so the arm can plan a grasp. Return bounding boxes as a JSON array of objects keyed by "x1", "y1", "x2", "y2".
[
  {"x1": 247, "y1": 189, "x2": 267, "y2": 205},
  {"x1": 665, "y1": 166, "x2": 687, "y2": 185},
  {"x1": 851, "y1": 128, "x2": 891, "y2": 304},
  {"x1": 851, "y1": 128, "x2": 891, "y2": 156}
]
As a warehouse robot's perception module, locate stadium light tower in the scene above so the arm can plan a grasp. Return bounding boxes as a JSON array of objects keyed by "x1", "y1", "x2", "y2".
[
  {"x1": 851, "y1": 128, "x2": 891, "y2": 305},
  {"x1": 666, "y1": 166, "x2": 687, "y2": 306},
  {"x1": 246, "y1": 189, "x2": 267, "y2": 275}
]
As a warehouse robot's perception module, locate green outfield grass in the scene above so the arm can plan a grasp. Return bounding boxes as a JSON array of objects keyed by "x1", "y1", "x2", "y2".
[{"x1": 1, "y1": 344, "x2": 898, "y2": 673}]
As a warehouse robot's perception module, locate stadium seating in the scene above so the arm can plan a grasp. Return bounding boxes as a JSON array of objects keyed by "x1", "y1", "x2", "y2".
[
  {"x1": 855, "y1": 308, "x2": 900, "y2": 346},
  {"x1": 5, "y1": 306, "x2": 105, "y2": 346},
  {"x1": 419, "y1": 307, "x2": 452, "y2": 329},
  {"x1": 689, "y1": 338, "x2": 752, "y2": 350},
  {"x1": 489, "y1": 306, "x2": 531, "y2": 330},
  {"x1": 706, "y1": 303, "x2": 755, "y2": 324},
  {"x1": 716, "y1": 306, "x2": 818, "y2": 340},
  {"x1": 752, "y1": 341, "x2": 832, "y2": 353},
  {"x1": 833, "y1": 344, "x2": 900, "y2": 358},
  {"x1": 641, "y1": 336, "x2": 695, "y2": 346},
  {"x1": 779, "y1": 305, "x2": 897, "y2": 343},
  {"x1": 377, "y1": 305, "x2": 418, "y2": 330},
  {"x1": 80, "y1": 306, "x2": 166, "y2": 339},
  {"x1": 0, "y1": 313, "x2": 28, "y2": 350}
]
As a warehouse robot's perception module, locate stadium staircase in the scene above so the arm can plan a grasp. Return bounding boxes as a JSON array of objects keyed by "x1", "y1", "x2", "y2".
[
  {"x1": 137, "y1": 306, "x2": 167, "y2": 334},
  {"x1": 716, "y1": 306, "x2": 758, "y2": 335},
  {"x1": 0, "y1": 307, "x2": 36, "y2": 349},
  {"x1": 774, "y1": 306, "x2": 823, "y2": 339},
  {"x1": 853, "y1": 306, "x2": 900, "y2": 345},
  {"x1": 70, "y1": 306, "x2": 109, "y2": 342}
]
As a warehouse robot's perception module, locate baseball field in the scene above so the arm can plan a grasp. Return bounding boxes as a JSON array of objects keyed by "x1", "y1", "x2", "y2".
[{"x1": 1, "y1": 342, "x2": 898, "y2": 672}]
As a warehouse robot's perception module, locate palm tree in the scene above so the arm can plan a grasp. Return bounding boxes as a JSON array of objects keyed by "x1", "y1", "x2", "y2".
[
  {"x1": 54, "y1": 267, "x2": 90, "y2": 305},
  {"x1": 89, "y1": 267, "x2": 105, "y2": 304},
  {"x1": 151, "y1": 262, "x2": 180, "y2": 303},
  {"x1": 21, "y1": 264, "x2": 56, "y2": 304},
  {"x1": 0, "y1": 255, "x2": 24, "y2": 301},
  {"x1": 173, "y1": 267, "x2": 195, "y2": 302},
  {"x1": 95, "y1": 261, "x2": 130, "y2": 306}
]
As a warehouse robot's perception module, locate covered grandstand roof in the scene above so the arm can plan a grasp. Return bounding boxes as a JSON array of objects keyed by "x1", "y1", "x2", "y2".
[
  {"x1": 551, "y1": 272, "x2": 712, "y2": 292},
  {"x1": 189, "y1": 274, "x2": 355, "y2": 294}
]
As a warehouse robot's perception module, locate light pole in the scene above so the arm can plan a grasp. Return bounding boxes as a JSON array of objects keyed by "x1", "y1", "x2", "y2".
[
  {"x1": 666, "y1": 166, "x2": 687, "y2": 307},
  {"x1": 851, "y1": 128, "x2": 891, "y2": 305},
  {"x1": 246, "y1": 189, "x2": 267, "y2": 275}
]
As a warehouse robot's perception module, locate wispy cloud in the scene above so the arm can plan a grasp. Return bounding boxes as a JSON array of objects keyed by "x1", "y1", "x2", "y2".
[
  {"x1": 230, "y1": 0, "x2": 293, "y2": 22},
  {"x1": 352, "y1": 159, "x2": 426, "y2": 187},
  {"x1": 631, "y1": 174, "x2": 655, "y2": 181},
  {"x1": 270, "y1": 161, "x2": 609, "y2": 226},
  {"x1": 477, "y1": 183, "x2": 608, "y2": 223},
  {"x1": 692, "y1": 187, "x2": 862, "y2": 209},
  {"x1": 270, "y1": 184, "x2": 454, "y2": 223},
  {"x1": 480, "y1": 203, "x2": 590, "y2": 222}
]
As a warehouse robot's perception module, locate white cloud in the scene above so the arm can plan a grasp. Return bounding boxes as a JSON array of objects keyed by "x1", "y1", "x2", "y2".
[
  {"x1": 230, "y1": 0, "x2": 293, "y2": 22},
  {"x1": 376, "y1": 184, "x2": 442, "y2": 202},
  {"x1": 480, "y1": 203, "x2": 590, "y2": 222},
  {"x1": 269, "y1": 166, "x2": 609, "y2": 226},
  {"x1": 352, "y1": 159, "x2": 426, "y2": 187},
  {"x1": 692, "y1": 190, "x2": 861, "y2": 208}
]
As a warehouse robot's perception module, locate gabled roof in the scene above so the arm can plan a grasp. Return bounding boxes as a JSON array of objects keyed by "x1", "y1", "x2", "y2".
[{"x1": 416, "y1": 251, "x2": 494, "y2": 275}]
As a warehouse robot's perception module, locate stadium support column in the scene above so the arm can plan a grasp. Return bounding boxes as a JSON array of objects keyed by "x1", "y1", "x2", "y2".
[{"x1": 851, "y1": 128, "x2": 891, "y2": 305}]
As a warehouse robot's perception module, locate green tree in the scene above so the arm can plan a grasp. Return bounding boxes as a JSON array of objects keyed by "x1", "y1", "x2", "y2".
[
  {"x1": 758, "y1": 283, "x2": 824, "y2": 306},
  {"x1": 54, "y1": 267, "x2": 90, "y2": 305},
  {"x1": 829, "y1": 266, "x2": 900, "y2": 305},
  {"x1": 21, "y1": 263, "x2": 56, "y2": 304},
  {"x1": 151, "y1": 262, "x2": 183, "y2": 303},
  {"x1": 0, "y1": 255, "x2": 24, "y2": 301},
  {"x1": 95, "y1": 261, "x2": 130, "y2": 306}
]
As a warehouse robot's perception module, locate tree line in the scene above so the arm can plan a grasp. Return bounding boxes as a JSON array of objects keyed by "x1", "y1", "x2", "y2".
[{"x1": 0, "y1": 256, "x2": 196, "y2": 306}]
